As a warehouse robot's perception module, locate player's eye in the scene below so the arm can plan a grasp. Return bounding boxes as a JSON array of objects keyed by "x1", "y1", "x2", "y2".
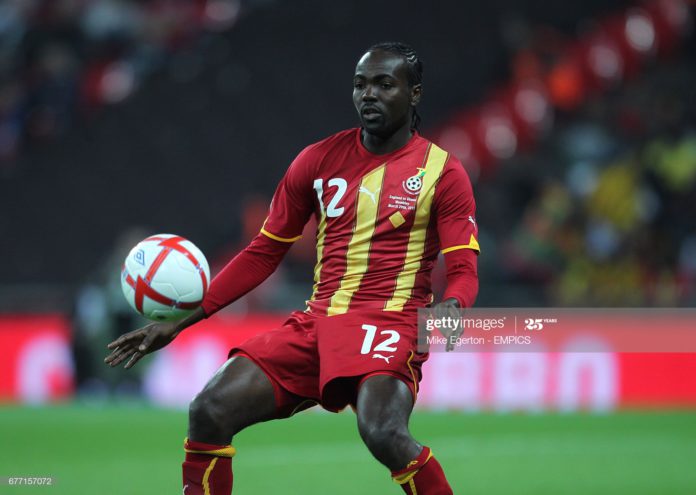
[
  {"x1": 353, "y1": 81, "x2": 364, "y2": 89},
  {"x1": 381, "y1": 83, "x2": 393, "y2": 89}
]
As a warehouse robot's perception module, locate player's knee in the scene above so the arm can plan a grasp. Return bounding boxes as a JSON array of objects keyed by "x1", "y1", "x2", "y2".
[
  {"x1": 188, "y1": 388, "x2": 234, "y2": 438},
  {"x1": 357, "y1": 416, "x2": 408, "y2": 453}
]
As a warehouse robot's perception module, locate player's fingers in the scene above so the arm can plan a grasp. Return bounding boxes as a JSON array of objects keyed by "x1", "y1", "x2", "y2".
[
  {"x1": 124, "y1": 351, "x2": 144, "y2": 369},
  {"x1": 104, "y1": 345, "x2": 127, "y2": 364},
  {"x1": 108, "y1": 344, "x2": 136, "y2": 363},
  {"x1": 104, "y1": 347, "x2": 121, "y2": 363},
  {"x1": 449, "y1": 308, "x2": 460, "y2": 322},
  {"x1": 442, "y1": 328, "x2": 451, "y2": 351},
  {"x1": 446, "y1": 332, "x2": 463, "y2": 351},
  {"x1": 107, "y1": 327, "x2": 149, "y2": 349},
  {"x1": 108, "y1": 347, "x2": 136, "y2": 367},
  {"x1": 107, "y1": 333, "x2": 135, "y2": 350},
  {"x1": 446, "y1": 328, "x2": 464, "y2": 352}
]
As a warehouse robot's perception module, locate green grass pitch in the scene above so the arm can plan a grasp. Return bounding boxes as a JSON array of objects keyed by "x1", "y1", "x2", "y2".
[{"x1": 1, "y1": 404, "x2": 695, "y2": 494}]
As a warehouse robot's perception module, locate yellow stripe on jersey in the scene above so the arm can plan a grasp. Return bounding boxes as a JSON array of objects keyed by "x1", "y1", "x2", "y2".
[
  {"x1": 327, "y1": 164, "x2": 386, "y2": 316},
  {"x1": 441, "y1": 233, "x2": 480, "y2": 254},
  {"x1": 260, "y1": 227, "x2": 302, "y2": 243},
  {"x1": 385, "y1": 144, "x2": 449, "y2": 312},
  {"x1": 307, "y1": 212, "x2": 327, "y2": 305}
]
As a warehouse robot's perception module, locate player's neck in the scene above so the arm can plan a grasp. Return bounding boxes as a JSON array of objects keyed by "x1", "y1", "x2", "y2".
[{"x1": 360, "y1": 126, "x2": 413, "y2": 155}]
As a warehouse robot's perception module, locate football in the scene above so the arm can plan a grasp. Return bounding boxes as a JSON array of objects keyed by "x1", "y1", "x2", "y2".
[{"x1": 120, "y1": 234, "x2": 211, "y2": 321}]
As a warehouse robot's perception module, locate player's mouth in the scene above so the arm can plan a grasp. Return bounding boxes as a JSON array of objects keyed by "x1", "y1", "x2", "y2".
[{"x1": 361, "y1": 106, "x2": 382, "y2": 121}]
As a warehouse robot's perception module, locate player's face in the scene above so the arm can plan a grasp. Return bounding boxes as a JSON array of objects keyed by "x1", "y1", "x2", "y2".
[{"x1": 353, "y1": 50, "x2": 421, "y2": 138}]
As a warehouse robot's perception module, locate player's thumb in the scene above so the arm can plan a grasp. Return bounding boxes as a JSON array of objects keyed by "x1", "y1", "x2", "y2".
[{"x1": 139, "y1": 331, "x2": 157, "y2": 352}]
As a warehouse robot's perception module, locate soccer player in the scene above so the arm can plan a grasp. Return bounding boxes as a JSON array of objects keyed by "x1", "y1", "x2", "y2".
[{"x1": 105, "y1": 41, "x2": 479, "y2": 495}]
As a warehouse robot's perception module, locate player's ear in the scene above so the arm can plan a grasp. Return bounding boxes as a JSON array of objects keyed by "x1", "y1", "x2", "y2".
[{"x1": 410, "y1": 84, "x2": 422, "y2": 106}]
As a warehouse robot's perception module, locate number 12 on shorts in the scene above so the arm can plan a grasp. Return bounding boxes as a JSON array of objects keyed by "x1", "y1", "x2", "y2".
[{"x1": 360, "y1": 324, "x2": 400, "y2": 354}]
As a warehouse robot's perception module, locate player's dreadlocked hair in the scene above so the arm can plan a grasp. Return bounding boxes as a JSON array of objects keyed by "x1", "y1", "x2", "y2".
[{"x1": 367, "y1": 41, "x2": 423, "y2": 130}]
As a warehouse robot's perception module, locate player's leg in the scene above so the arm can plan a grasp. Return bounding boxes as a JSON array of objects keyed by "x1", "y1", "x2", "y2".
[
  {"x1": 183, "y1": 355, "x2": 302, "y2": 495},
  {"x1": 355, "y1": 374, "x2": 420, "y2": 468},
  {"x1": 356, "y1": 374, "x2": 453, "y2": 495},
  {"x1": 188, "y1": 355, "x2": 278, "y2": 443}
]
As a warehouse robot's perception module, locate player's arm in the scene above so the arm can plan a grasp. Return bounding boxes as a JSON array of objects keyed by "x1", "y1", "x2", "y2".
[
  {"x1": 202, "y1": 145, "x2": 318, "y2": 316},
  {"x1": 431, "y1": 158, "x2": 480, "y2": 350},
  {"x1": 199, "y1": 232, "x2": 296, "y2": 316},
  {"x1": 433, "y1": 158, "x2": 480, "y2": 307}
]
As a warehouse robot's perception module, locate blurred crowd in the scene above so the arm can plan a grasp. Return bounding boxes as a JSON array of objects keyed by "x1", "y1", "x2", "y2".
[
  {"x1": 0, "y1": 0, "x2": 240, "y2": 169},
  {"x1": 492, "y1": 60, "x2": 696, "y2": 307}
]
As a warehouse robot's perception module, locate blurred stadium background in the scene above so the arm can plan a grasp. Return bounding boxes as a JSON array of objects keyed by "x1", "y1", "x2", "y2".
[{"x1": 1, "y1": 0, "x2": 696, "y2": 493}]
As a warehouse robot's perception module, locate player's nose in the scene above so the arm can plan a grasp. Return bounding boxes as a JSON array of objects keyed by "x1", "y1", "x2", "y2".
[{"x1": 362, "y1": 84, "x2": 377, "y2": 101}]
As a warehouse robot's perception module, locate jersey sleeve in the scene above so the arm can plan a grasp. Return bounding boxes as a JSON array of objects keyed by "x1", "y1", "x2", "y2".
[
  {"x1": 433, "y1": 157, "x2": 480, "y2": 255},
  {"x1": 442, "y1": 247, "x2": 479, "y2": 308},
  {"x1": 201, "y1": 233, "x2": 292, "y2": 316},
  {"x1": 260, "y1": 145, "x2": 318, "y2": 243}
]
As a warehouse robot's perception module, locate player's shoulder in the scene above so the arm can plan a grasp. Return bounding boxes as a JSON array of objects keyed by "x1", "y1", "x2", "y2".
[
  {"x1": 422, "y1": 138, "x2": 462, "y2": 171},
  {"x1": 285, "y1": 129, "x2": 357, "y2": 182},
  {"x1": 417, "y1": 136, "x2": 465, "y2": 174},
  {"x1": 291, "y1": 128, "x2": 357, "y2": 168},
  {"x1": 428, "y1": 139, "x2": 474, "y2": 191},
  {"x1": 303, "y1": 128, "x2": 357, "y2": 155}
]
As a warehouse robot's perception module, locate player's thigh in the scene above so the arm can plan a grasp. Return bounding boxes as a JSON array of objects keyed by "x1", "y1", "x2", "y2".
[{"x1": 356, "y1": 373, "x2": 415, "y2": 433}]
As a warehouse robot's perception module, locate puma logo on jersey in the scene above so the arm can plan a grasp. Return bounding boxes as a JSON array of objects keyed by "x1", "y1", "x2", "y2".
[
  {"x1": 372, "y1": 353, "x2": 394, "y2": 363},
  {"x1": 359, "y1": 185, "x2": 380, "y2": 204}
]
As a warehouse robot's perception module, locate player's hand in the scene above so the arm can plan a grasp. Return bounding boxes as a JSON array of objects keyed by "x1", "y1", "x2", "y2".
[
  {"x1": 104, "y1": 321, "x2": 180, "y2": 369},
  {"x1": 431, "y1": 297, "x2": 462, "y2": 352},
  {"x1": 105, "y1": 307, "x2": 205, "y2": 369}
]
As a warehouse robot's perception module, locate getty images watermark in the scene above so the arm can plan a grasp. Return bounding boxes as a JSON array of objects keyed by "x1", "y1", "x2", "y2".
[{"x1": 417, "y1": 308, "x2": 696, "y2": 353}]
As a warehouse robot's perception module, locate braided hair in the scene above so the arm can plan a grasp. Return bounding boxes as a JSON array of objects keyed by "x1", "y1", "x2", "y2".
[{"x1": 367, "y1": 41, "x2": 423, "y2": 130}]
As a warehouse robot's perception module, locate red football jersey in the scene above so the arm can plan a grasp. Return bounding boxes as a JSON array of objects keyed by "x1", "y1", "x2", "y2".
[{"x1": 261, "y1": 128, "x2": 479, "y2": 316}]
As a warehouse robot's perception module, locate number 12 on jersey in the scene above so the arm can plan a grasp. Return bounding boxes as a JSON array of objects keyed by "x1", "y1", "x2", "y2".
[
  {"x1": 314, "y1": 178, "x2": 347, "y2": 217},
  {"x1": 360, "y1": 324, "x2": 400, "y2": 354}
]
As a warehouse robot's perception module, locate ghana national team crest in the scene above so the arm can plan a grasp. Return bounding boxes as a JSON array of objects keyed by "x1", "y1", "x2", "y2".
[{"x1": 402, "y1": 167, "x2": 426, "y2": 195}]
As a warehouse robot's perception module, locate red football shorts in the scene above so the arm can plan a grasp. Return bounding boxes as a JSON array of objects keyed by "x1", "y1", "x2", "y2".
[{"x1": 230, "y1": 309, "x2": 428, "y2": 413}]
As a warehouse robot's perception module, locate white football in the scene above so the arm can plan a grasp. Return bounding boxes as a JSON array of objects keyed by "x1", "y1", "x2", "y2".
[{"x1": 120, "y1": 234, "x2": 210, "y2": 321}]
